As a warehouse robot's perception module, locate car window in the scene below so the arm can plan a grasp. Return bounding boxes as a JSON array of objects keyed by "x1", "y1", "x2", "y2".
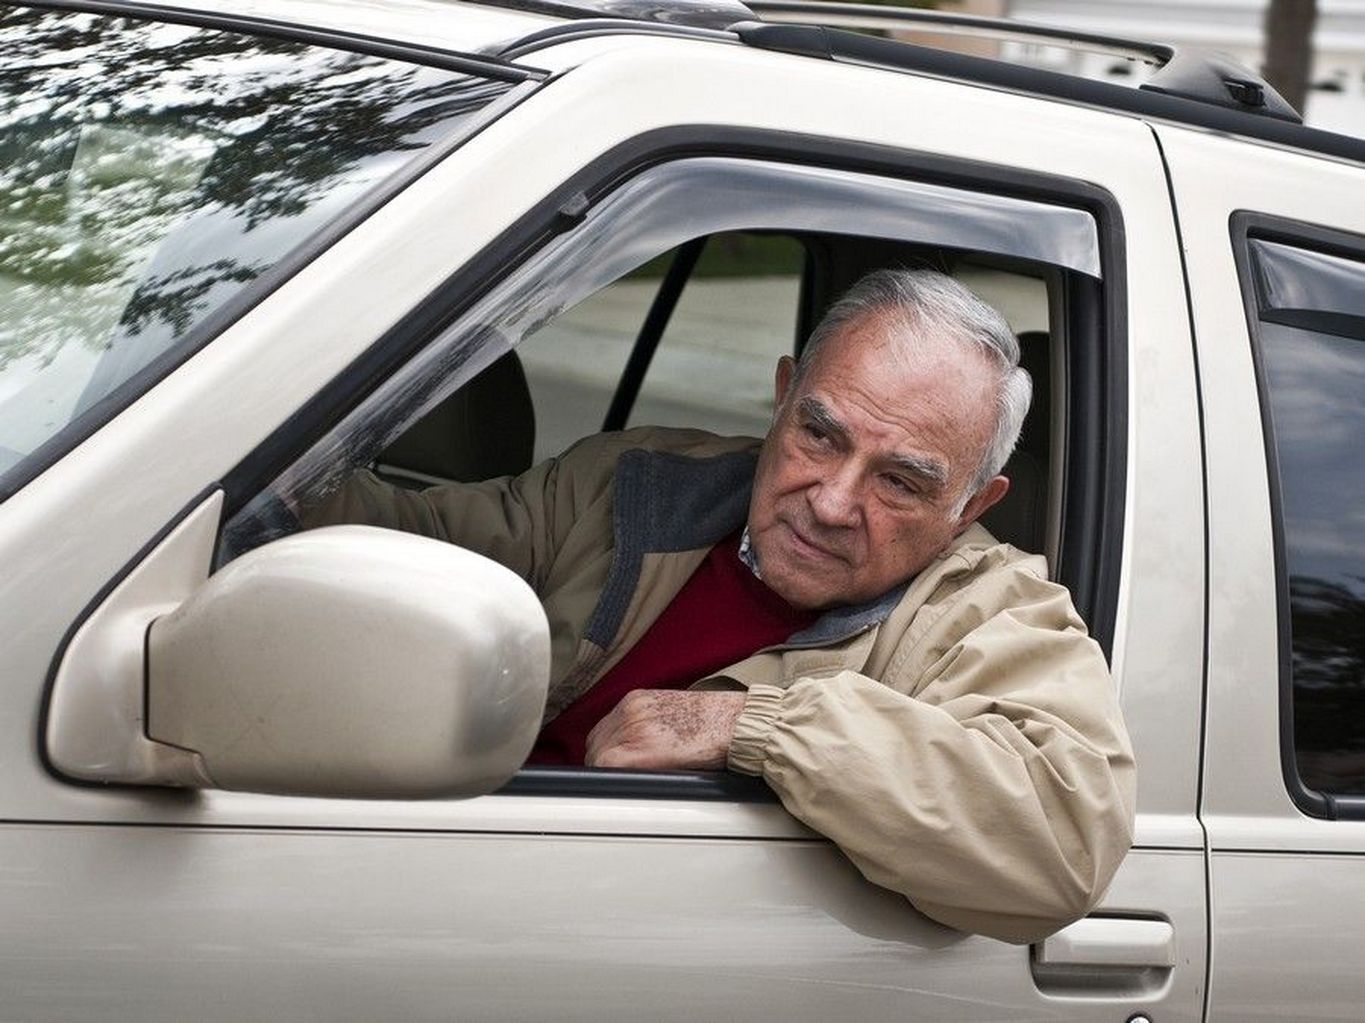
[
  {"x1": 1249, "y1": 237, "x2": 1365, "y2": 802},
  {"x1": 622, "y1": 234, "x2": 805, "y2": 441},
  {"x1": 514, "y1": 242, "x2": 1051, "y2": 461},
  {"x1": 227, "y1": 155, "x2": 1094, "y2": 553},
  {"x1": 0, "y1": 6, "x2": 514, "y2": 498},
  {"x1": 220, "y1": 154, "x2": 1112, "y2": 797},
  {"x1": 516, "y1": 232, "x2": 805, "y2": 460}
]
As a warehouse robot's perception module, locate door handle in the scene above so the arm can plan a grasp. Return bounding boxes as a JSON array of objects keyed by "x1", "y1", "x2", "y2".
[{"x1": 1034, "y1": 916, "x2": 1175, "y2": 970}]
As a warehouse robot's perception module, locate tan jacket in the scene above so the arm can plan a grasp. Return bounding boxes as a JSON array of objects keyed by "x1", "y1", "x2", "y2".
[{"x1": 311, "y1": 426, "x2": 1135, "y2": 943}]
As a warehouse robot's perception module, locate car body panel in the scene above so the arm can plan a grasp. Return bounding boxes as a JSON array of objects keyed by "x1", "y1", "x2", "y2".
[
  {"x1": 0, "y1": 823, "x2": 1206, "y2": 1020},
  {"x1": 1156, "y1": 122, "x2": 1365, "y2": 1021},
  {"x1": 0, "y1": 14, "x2": 1275, "y2": 1019}
]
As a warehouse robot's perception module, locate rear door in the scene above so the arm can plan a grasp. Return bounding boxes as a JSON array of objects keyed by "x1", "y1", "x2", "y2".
[{"x1": 1155, "y1": 125, "x2": 1365, "y2": 1020}]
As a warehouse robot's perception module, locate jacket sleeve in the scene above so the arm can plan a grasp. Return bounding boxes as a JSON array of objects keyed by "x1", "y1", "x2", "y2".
[
  {"x1": 726, "y1": 569, "x2": 1136, "y2": 944},
  {"x1": 301, "y1": 435, "x2": 614, "y2": 590}
]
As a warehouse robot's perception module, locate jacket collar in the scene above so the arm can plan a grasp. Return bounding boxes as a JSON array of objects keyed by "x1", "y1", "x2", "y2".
[
  {"x1": 583, "y1": 445, "x2": 757, "y2": 647},
  {"x1": 782, "y1": 581, "x2": 911, "y2": 648}
]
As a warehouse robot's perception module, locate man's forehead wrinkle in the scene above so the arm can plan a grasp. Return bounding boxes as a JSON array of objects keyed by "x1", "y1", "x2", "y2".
[
  {"x1": 800, "y1": 386, "x2": 951, "y2": 486},
  {"x1": 798, "y1": 310, "x2": 1001, "y2": 493}
]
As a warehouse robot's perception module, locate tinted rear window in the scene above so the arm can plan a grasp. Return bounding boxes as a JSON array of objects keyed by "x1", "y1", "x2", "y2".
[{"x1": 1252, "y1": 238, "x2": 1365, "y2": 800}]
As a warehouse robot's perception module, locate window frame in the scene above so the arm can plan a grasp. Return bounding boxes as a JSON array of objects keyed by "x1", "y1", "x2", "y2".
[
  {"x1": 1231, "y1": 210, "x2": 1365, "y2": 821},
  {"x1": 217, "y1": 127, "x2": 1130, "y2": 802}
]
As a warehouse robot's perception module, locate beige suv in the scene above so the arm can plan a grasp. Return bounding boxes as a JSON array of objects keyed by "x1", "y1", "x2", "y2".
[{"x1": 2, "y1": 0, "x2": 1363, "y2": 1019}]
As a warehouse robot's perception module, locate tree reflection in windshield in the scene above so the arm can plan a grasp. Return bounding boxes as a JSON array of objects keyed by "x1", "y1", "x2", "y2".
[{"x1": 0, "y1": 7, "x2": 509, "y2": 470}]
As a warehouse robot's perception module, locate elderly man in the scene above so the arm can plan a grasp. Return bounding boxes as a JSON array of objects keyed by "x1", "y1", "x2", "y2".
[{"x1": 308, "y1": 268, "x2": 1135, "y2": 944}]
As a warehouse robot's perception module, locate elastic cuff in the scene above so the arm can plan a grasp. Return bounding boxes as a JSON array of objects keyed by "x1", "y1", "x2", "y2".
[{"x1": 727, "y1": 684, "x2": 786, "y2": 776}]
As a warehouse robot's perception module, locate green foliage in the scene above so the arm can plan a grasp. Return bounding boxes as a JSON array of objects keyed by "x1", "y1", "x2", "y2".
[{"x1": 627, "y1": 233, "x2": 805, "y2": 280}]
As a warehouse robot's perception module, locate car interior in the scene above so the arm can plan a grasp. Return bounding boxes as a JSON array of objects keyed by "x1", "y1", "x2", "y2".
[{"x1": 371, "y1": 229, "x2": 1061, "y2": 566}]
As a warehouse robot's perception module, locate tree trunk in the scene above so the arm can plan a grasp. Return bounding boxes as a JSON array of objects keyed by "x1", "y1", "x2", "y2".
[{"x1": 1261, "y1": 0, "x2": 1318, "y2": 114}]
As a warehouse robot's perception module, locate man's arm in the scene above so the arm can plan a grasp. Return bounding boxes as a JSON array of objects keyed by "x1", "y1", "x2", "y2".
[
  {"x1": 732, "y1": 578, "x2": 1133, "y2": 944},
  {"x1": 301, "y1": 433, "x2": 618, "y2": 588},
  {"x1": 588, "y1": 570, "x2": 1135, "y2": 945}
]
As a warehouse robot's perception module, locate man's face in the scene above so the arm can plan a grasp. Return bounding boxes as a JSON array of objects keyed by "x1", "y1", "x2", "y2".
[{"x1": 747, "y1": 311, "x2": 1009, "y2": 610}]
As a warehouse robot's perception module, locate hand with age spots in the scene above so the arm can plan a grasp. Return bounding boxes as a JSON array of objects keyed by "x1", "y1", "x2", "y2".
[{"x1": 583, "y1": 690, "x2": 749, "y2": 770}]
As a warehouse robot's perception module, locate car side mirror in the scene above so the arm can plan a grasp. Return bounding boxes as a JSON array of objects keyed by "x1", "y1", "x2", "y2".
[{"x1": 46, "y1": 492, "x2": 550, "y2": 799}]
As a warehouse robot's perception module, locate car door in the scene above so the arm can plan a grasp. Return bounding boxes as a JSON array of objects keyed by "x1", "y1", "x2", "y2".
[
  {"x1": 1154, "y1": 123, "x2": 1365, "y2": 1020},
  {"x1": 4, "y1": 14, "x2": 1203, "y2": 1020}
]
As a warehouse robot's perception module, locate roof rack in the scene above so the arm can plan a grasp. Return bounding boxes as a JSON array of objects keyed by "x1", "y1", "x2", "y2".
[
  {"x1": 748, "y1": 0, "x2": 1172, "y2": 65},
  {"x1": 736, "y1": 0, "x2": 1301, "y2": 124},
  {"x1": 482, "y1": 0, "x2": 1365, "y2": 160},
  {"x1": 476, "y1": 0, "x2": 755, "y2": 32}
]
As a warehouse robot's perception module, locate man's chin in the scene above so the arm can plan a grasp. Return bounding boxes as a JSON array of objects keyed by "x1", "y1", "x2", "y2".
[{"x1": 756, "y1": 560, "x2": 839, "y2": 611}]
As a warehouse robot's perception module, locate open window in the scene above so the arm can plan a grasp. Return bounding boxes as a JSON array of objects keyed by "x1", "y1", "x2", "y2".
[{"x1": 220, "y1": 152, "x2": 1120, "y2": 797}]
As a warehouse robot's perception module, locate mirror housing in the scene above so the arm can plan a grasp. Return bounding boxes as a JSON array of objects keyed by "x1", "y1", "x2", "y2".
[
  {"x1": 145, "y1": 525, "x2": 551, "y2": 799},
  {"x1": 45, "y1": 491, "x2": 549, "y2": 801}
]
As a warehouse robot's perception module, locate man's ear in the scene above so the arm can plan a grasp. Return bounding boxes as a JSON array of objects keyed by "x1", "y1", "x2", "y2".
[
  {"x1": 773, "y1": 355, "x2": 797, "y2": 412},
  {"x1": 953, "y1": 475, "x2": 1010, "y2": 535}
]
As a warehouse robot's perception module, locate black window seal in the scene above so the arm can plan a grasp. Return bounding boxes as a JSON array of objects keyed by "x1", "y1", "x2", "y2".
[
  {"x1": 1230, "y1": 210, "x2": 1365, "y2": 822},
  {"x1": 217, "y1": 125, "x2": 1128, "y2": 803},
  {"x1": 1056, "y1": 270, "x2": 1122, "y2": 650},
  {"x1": 0, "y1": 69, "x2": 541, "y2": 506},
  {"x1": 498, "y1": 765, "x2": 776, "y2": 801},
  {"x1": 10, "y1": 0, "x2": 546, "y2": 82}
]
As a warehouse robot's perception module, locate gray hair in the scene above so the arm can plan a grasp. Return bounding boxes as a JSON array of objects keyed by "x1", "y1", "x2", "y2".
[{"x1": 796, "y1": 268, "x2": 1033, "y2": 511}]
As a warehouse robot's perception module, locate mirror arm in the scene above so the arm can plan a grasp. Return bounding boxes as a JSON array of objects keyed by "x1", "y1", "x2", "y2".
[{"x1": 45, "y1": 492, "x2": 224, "y2": 787}]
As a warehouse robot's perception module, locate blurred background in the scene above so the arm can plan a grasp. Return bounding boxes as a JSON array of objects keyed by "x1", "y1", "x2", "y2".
[{"x1": 892, "y1": 0, "x2": 1365, "y2": 136}]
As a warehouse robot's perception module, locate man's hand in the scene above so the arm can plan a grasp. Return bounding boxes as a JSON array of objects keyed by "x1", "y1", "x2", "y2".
[{"x1": 584, "y1": 690, "x2": 748, "y2": 770}]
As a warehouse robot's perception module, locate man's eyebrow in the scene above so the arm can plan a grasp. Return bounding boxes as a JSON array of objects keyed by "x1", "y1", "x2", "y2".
[
  {"x1": 887, "y1": 451, "x2": 949, "y2": 487},
  {"x1": 796, "y1": 396, "x2": 848, "y2": 440},
  {"x1": 798, "y1": 396, "x2": 949, "y2": 486}
]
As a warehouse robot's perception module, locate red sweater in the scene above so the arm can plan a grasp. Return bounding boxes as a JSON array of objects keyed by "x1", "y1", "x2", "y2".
[{"x1": 529, "y1": 530, "x2": 818, "y2": 765}]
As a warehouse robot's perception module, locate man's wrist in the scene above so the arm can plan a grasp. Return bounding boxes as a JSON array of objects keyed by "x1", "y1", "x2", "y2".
[{"x1": 726, "y1": 684, "x2": 786, "y2": 776}]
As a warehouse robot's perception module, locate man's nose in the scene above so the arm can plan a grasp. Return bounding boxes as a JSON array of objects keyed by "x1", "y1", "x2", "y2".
[{"x1": 807, "y1": 465, "x2": 862, "y2": 528}]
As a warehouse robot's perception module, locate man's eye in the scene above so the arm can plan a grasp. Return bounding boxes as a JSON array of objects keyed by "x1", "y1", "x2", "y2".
[
  {"x1": 884, "y1": 475, "x2": 917, "y2": 496},
  {"x1": 802, "y1": 422, "x2": 831, "y2": 443}
]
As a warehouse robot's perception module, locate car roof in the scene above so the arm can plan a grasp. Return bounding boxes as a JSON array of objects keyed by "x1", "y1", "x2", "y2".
[{"x1": 64, "y1": 0, "x2": 1365, "y2": 165}]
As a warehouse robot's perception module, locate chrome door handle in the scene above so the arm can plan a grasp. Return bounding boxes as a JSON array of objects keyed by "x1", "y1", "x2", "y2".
[{"x1": 1034, "y1": 916, "x2": 1175, "y2": 969}]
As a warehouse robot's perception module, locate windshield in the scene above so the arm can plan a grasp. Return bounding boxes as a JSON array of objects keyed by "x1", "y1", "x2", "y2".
[{"x1": 0, "y1": 7, "x2": 514, "y2": 496}]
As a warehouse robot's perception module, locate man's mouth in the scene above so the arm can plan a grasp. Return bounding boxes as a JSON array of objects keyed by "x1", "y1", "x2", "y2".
[{"x1": 782, "y1": 520, "x2": 847, "y2": 563}]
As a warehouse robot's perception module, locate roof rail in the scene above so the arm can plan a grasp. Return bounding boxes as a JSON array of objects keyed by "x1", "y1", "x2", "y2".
[
  {"x1": 476, "y1": 0, "x2": 755, "y2": 31},
  {"x1": 748, "y1": 0, "x2": 1172, "y2": 65},
  {"x1": 1143, "y1": 48, "x2": 1299, "y2": 123},
  {"x1": 740, "y1": 0, "x2": 1300, "y2": 123}
]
